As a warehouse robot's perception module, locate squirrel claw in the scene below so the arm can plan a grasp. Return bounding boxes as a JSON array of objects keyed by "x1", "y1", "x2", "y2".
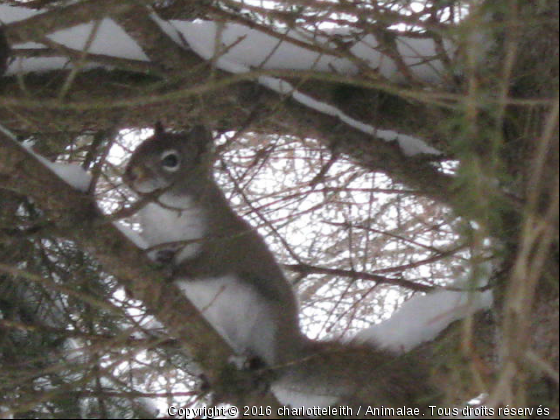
[
  {"x1": 153, "y1": 248, "x2": 177, "y2": 264},
  {"x1": 147, "y1": 249, "x2": 178, "y2": 281}
]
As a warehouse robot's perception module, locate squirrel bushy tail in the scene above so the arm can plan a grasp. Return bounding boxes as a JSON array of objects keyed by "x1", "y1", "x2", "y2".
[{"x1": 272, "y1": 339, "x2": 440, "y2": 414}]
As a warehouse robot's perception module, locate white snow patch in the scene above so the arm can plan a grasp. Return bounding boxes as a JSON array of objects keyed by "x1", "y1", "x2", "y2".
[
  {"x1": 44, "y1": 161, "x2": 92, "y2": 192},
  {"x1": 164, "y1": 21, "x2": 451, "y2": 82},
  {"x1": 112, "y1": 222, "x2": 148, "y2": 249},
  {"x1": 46, "y1": 18, "x2": 149, "y2": 61},
  {"x1": 6, "y1": 17, "x2": 149, "y2": 74},
  {"x1": 355, "y1": 275, "x2": 493, "y2": 352},
  {"x1": 19, "y1": 141, "x2": 92, "y2": 192},
  {"x1": 0, "y1": 4, "x2": 44, "y2": 24}
]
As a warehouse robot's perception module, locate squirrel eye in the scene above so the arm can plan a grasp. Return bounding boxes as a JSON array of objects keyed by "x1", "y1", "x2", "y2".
[{"x1": 161, "y1": 150, "x2": 180, "y2": 171}]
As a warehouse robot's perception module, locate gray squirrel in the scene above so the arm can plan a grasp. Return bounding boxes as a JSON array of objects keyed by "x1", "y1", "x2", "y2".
[{"x1": 123, "y1": 123, "x2": 438, "y2": 411}]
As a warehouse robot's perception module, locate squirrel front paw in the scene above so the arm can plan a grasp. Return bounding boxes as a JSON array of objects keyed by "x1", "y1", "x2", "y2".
[
  {"x1": 209, "y1": 354, "x2": 274, "y2": 403},
  {"x1": 228, "y1": 354, "x2": 267, "y2": 371},
  {"x1": 153, "y1": 248, "x2": 177, "y2": 265},
  {"x1": 146, "y1": 249, "x2": 178, "y2": 281}
]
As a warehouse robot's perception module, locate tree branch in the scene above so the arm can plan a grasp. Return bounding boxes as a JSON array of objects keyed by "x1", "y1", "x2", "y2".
[
  {"x1": 0, "y1": 131, "x2": 282, "y2": 409},
  {"x1": 0, "y1": 2, "x2": 520, "y2": 240},
  {"x1": 284, "y1": 262, "x2": 434, "y2": 292}
]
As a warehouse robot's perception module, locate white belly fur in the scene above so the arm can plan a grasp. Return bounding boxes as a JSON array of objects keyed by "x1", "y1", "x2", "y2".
[
  {"x1": 174, "y1": 275, "x2": 277, "y2": 365},
  {"x1": 138, "y1": 197, "x2": 277, "y2": 363},
  {"x1": 139, "y1": 198, "x2": 206, "y2": 261}
]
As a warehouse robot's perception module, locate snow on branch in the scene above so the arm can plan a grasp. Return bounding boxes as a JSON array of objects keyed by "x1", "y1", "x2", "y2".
[
  {"x1": 355, "y1": 269, "x2": 493, "y2": 352},
  {"x1": 0, "y1": 124, "x2": 92, "y2": 192},
  {"x1": 2, "y1": 3, "x2": 450, "y2": 157}
]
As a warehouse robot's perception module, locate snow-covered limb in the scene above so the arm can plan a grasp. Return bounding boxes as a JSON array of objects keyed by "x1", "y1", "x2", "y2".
[
  {"x1": 112, "y1": 222, "x2": 149, "y2": 250},
  {"x1": 1, "y1": 122, "x2": 148, "y2": 248},
  {"x1": 3, "y1": 3, "x2": 446, "y2": 157},
  {"x1": 163, "y1": 20, "x2": 452, "y2": 83},
  {"x1": 0, "y1": 4, "x2": 43, "y2": 24},
  {"x1": 355, "y1": 272, "x2": 493, "y2": 352},
  {"x1": 3, "y1": 5, "x2": 453, "y2": 82},
  {"x1": 21, "y1": 142, "x2": 92, "y2": 193},
  {"x1": 0, "y1": 123, "x2": 91, "y2": 192}
]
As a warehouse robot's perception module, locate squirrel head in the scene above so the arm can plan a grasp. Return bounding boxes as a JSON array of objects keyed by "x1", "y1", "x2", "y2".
[{"x1": 123, "y1": 123, "x2": 214, "y2": 194}]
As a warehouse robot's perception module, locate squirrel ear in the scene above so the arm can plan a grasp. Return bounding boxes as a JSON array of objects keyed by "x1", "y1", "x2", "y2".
[
  {"x1": 188, "y1": 125, "x2": 214, "y2": 159},
  {"x1": 154, "y1": 121, "x2": 165, "y2": 136},
  {"x1": 189, "y1": 125, "x2": 213, "y2": 144}
]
